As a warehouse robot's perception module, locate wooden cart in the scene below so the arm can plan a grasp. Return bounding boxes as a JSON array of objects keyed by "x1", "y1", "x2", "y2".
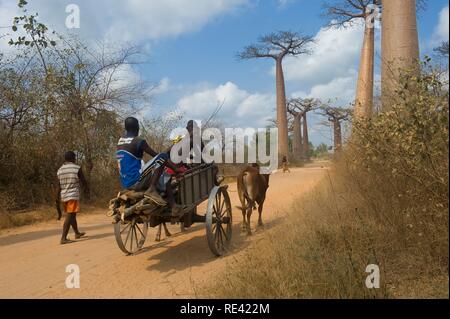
[{"x1": 112, "y1": 164, "x2": 232, "y2": 256}]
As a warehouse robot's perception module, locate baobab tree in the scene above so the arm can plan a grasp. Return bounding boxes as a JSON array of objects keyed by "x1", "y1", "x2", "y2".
[
  {"x1": 287, "y1": 101, "x2": 303, "y2": 161},
  {"x1": 381, "y1": 0, "x2": 420, "y2": 108},
  {"x1": 238, "y1": 31, "x2": 314, "y2": 163},
  {"x1": 287, "y1": 98, "x2": 320, "y2": 160},
  {"x1": 324, "y1": 0, "x2": 426, "y2": 116},
  {"x1": 323, "y1": 0, "x2": 381, "y2": 119},
  {"x1": 320, "y1": 105, "x2": 352, "y2": 152}
]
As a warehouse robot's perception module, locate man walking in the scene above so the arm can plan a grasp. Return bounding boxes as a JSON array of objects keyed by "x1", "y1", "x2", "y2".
[
  {"x1": 56, "y1": 151, "x2": 88, "y2": 245},
  {"x1": 281, "y1": 156, "x2": 291, "y2": 173}
]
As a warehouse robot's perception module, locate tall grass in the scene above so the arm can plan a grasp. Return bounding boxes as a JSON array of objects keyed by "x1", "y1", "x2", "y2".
[{"x1": 205, "y1": 63, "x2": 449, "y2": 299}]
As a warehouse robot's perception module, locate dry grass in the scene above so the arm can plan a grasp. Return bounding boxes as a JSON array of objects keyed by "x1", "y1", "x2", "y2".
[
  {"x1": 0, "y1": 203, "x2": 104, "y2": 230},
  {"x1": 204, "y1": 62, "x2": 449, "y2": 299},
  {"x1": 205, "y1": 164, "x2": 448, "y2": 299},
  {"x1": 0, "y1": 205, "x2": 57, "y2": 230}
]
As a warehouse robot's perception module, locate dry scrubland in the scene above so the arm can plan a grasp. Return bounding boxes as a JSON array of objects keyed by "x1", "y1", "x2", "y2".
[{"x1": 206, "y1": 65, "x2": 449, "y2": 299}]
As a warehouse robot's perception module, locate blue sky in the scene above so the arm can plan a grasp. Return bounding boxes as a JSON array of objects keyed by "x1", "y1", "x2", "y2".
[{"x1": 1, "y1": 0, "x2": 448, "y2": 146}]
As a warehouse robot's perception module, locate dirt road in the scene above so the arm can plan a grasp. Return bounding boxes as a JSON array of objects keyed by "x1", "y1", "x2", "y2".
[{"x1": 0, "y1": 162, "x2": 328, "y2": 298}]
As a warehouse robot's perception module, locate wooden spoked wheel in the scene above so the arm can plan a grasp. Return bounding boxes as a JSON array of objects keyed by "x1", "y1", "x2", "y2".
[
  {"x1": 114, "y1": 216, "x2": 148, "y2": 255},
  {"x1": 206, "y1": 186, "x2": 232, "y2": 256}
]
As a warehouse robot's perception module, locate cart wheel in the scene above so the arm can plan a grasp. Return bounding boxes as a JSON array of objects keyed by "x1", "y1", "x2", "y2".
[
  {"x1": 114, "y1": 216, "x2": 148, "y2": 255},
  {"x1": 206, "y1": 186, "x2": 232, "y2": 256}
]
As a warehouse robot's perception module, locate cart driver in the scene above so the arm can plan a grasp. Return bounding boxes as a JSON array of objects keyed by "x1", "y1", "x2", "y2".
[{"x1": 185, "y1": 120, "x2": 223, "y2": 185}]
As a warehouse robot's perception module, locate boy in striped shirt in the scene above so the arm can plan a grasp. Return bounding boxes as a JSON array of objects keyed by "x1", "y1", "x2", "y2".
[{"x1": 56, "y1": 151, "x2": 88, "y2": 245}]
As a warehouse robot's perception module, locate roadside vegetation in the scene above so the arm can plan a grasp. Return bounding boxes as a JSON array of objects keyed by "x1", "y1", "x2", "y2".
[
  {"x1": 206, "y1": 63, "x2": 449, "y2": 299},
  {"x1": 0, "y1": 1, "x2": 184, "y2": 227}
]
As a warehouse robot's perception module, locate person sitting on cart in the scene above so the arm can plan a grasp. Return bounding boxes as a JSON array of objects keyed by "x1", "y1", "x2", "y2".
[
  {"x1": 116, "y1": 117, "x2": 183, "y2": 217},
  {"x1": 185, "y1": 120, "x2": 204, "y2": 166},
  {"x1": 185, "y1": 120, "x2": 223, "y2": 185}
]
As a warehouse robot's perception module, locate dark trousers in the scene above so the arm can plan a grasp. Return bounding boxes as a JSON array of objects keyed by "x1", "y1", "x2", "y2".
[
  {"x1": 61, "y1": 213, "x2": 80, "y2": 240},
  {"x1": 132, "y1": 153, "x2": 169, "y2": 192}
]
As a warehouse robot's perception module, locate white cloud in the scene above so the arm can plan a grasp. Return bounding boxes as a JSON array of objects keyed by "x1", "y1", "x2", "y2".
[
  {"x1": 119, "y1": 0, "x2": 247, "y2": 40},
  {"x1": 0, "y1": 0, "x2": 21, "y2": 52},
  {"x1": 282, "y1": 22, "x2": 364, "y2": 87},
  {"x1": 114, "y1": 64, "x2": 141, "y2": 88},
  {"x1": 0, "y1": 0, "x2": 249, "y2": 46},
  {"x1": 292, "y1": 72, "x2": 358, "y2": 107},
  {"x1": 153, "y1": 77, "x2": 171, "y2": 95},
  {"x1": 176, "y1": 82, "x2": 275, "y2": 127},
  {"x1": 279, "y1": 22, "x2": 369, "y2": 109},
  {"x1": 0, "y1": 1, "x2": 19, "y2": 28},
  {"x1": 277, "y1": 0, "x2": 295, "y2": 8},
  {"x1": 432, "y1": 5, "x2": 449, "y2": 45}
]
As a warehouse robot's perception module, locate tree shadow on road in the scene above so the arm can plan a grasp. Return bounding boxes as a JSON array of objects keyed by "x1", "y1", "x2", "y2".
[
  {"x1": 142, "y1": 219, "x2": 280, "y2": 274},
  {"x1": 0, "y1": 223, "x2": 112, "y2": 246},
  {"x1": 74, "y1": 232, "x2": 113, "y2": 242}
]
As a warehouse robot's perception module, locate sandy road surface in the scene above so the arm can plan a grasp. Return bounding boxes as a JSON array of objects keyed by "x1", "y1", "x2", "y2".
[{"x1": 0, "y1": 162, "x2": 329, "y2": 298}]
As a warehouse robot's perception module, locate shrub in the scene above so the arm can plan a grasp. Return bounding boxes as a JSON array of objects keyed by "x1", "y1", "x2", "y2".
[{"x1": 205, "y1": 62, "x2": 449, "y2": 299}]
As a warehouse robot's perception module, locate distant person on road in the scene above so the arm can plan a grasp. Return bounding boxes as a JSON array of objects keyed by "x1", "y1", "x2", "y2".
[
  {"x1": 282, "y1": 156, "x2": 290, "y2": 173},
  {"x1": 56, "y1": 151, "x2": 88, "y2": 245}
]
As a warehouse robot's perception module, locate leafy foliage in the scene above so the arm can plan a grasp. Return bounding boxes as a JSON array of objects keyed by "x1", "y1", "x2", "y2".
[{"x1": 0, "y1": 2, "x2": 153, "y2": 210}]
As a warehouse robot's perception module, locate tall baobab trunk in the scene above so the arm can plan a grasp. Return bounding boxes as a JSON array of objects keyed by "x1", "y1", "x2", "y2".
[
  {"x1": 299, "y1": 118, "x2": 303, "y2": 160},
  {"x1": 355, "y1": 24, "x2": 375, "y2": 119},
  {"x1": 302, "y1": 113, "x2": 309, "y2": 159},
  {"x1": 292, "y1": 115, "x2": 302, "y2": 161},
  {"x1": 275, "y1": 58, "x2": 289, "y2": 163},
  {"x1": 381, "y1": 0, "x2": 420, "y2": 108},
  {"x1": 333, "y1": 121, "x2": 342, "y2": 152}
]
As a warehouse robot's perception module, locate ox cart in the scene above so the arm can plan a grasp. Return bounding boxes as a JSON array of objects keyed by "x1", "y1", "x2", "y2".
[{"x1": 108, "y1": 164, "x2": 232, "y2": 256}]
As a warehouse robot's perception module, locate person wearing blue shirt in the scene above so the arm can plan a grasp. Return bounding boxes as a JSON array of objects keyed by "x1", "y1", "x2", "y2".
[{"x1": 116, "y1": 117, "x2": 182, "y2": 216}]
